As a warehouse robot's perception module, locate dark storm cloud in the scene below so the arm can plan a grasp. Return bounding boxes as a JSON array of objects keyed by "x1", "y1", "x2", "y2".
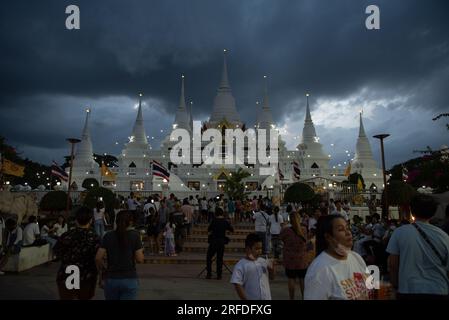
[{"x1": 0, "y1": 0, "x2": 448, "y2": 165}]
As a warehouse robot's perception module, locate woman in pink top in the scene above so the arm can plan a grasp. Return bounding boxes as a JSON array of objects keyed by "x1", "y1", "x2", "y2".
[{"x1": 280, "y1": 211, "x2": 309, "y2": 300}]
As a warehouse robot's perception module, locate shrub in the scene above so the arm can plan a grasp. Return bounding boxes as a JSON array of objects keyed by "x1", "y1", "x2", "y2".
[
  {"x1": 383, "y1": 180, "x2": 417, "y2": 206},
  {"x1": 283, "y1": 183, "x2": 315, "y2": 204},
  {"x1": 39, "y1": 191, "x2": 71, "y2": 212},
  {"x1": 82, "y1": 178, "x2": 99, "y2": 190},
  {"x1": 83, "y1": 187, "x2": 115, "y2": 214}
]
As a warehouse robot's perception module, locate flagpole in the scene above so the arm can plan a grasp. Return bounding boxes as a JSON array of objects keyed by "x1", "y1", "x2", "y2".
[
  {"x1": 50, "y1": 168, "x2": 53, "y2": 191},
  {"x1": 66, "y1": 138, "x2": 81, "y2": 217},
  {"x1": 100, "y1": 161, "x2": 103, "y2": 188},
  {"x1": 0, "y1": 157, "x2": 4, "y2": 190}
]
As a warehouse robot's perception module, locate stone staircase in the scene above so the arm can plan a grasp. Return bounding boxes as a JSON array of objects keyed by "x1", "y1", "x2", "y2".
[{"x1": 143, "y1": 222, "x2": 254, "y2": 265}]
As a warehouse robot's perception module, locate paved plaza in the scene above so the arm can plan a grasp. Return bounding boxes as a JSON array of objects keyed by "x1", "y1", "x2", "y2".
[{"x1": 0, "y1": 261, "x2": 292, "y2": 300}]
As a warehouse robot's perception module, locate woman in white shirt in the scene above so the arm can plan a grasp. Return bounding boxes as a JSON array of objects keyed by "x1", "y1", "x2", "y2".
[
  {"x1": 304, "y1": 215, "x2": 372, "y2": 300},
  {"x1": 22, "y1": 216, "x2": 40, "y2": 246},
  {"x1": 40, "y1": 221, "x2": 57, "y2": 248},
  {"x1": 53, "y1": 215, "x2": 68, "y2": 238}
]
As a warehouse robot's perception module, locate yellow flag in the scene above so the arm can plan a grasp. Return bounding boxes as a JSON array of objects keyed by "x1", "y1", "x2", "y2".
[
  {"x1": 101, "y1": 162, "x2": 116, "y2": 180},
  {"x1": 357, "y1": 177, "x2": 364, "y2": 191},
  {"x1": 344, "y1": 162, "x2": 351, "y2": 177},
  {"x1": 2, "y1": 159, "x2": 25, "y2": 177}
]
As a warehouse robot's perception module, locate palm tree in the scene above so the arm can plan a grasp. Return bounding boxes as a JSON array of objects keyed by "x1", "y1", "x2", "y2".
[{"x1": 223, "y1": 168, "x2": 250, "y2": 200}]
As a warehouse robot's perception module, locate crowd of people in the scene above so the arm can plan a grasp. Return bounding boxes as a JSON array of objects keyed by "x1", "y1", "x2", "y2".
[
  {"x1": 230, "y1": 194, "x2": 449, "y2": 300},
  {"x1": 0, "y1": 191, "x2": 448, "y2": 301},
  {"x1": 0, "y1": 214, "x2": 69, "y2": 274}
]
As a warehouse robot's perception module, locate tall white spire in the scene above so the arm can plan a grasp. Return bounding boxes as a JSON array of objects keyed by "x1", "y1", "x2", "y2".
[
  {"x1": 301, "y1": 93, "x2": 318, "y2": 143},
  {"x1": 117, "y1": 93, "x2": 151, "y2": 191},
  {"x1": 73, "y1": 108, "x2": 97, "y2": 169},
  {"x1": 130, "y1": 93, "x2": 149, "y2": 145},
  {"x1": 174, "y1": 75, "x2": 191, "y2": 130},
  {"x1": 358, "y1": 111, "x2": 367, "y2": 138},
  {"x1": 353, "y1": 112, "x2": 376, "y2": 165},
  {"x1": 297, "y1": 93, "x2": 328, "y2": 169},
  {"x1": 209, "y1": 49, "x2": 241, "y2": 125},
  {"x1": 219, "y1": 49, "x2": 230, "y2": 90},
  {"x1": 257, "y1": 75, "x2": 274, "y2": 129},
  {"x1": 351, "y1": 112, "x2": 383, "y2": 187},
  {"x1": 305, "y1": 93, "x2": 313, "y2": 122},
  {"x1": 81, "y1": 108, "x2": 91, "y2": 140},
  {"x1": 179, "y1": 74, "x2": 186, "y2": 109},
  {"x1": 189, "y1": 101, "x2": 193, "y2": 130},
  {"x1": 262, "y1": 75, "x2": 269, "y2": 110}
]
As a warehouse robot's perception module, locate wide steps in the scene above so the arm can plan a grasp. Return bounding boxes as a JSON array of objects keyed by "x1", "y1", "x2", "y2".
[
  {"x1": 144, "y1": 253, "x2": 243, "y2": 265},
  {"x1": 191, "y1": 230, "x2": 251, "y2": 236},
  {"x1": 142, "y1": 223, "x2": 255, "y2": 263},
  {"x1": 193, "y1": 223, "x2": 254, "y2": 231},
  {"x1": 143, "y1": 252, "x2": 284, "y2": 266},
  {"x1": 187, "y1": 235, "x2": 246, "y2": 243},
  {"x1": 182, "y1": 242, "x2": 245, "y2": 253}
]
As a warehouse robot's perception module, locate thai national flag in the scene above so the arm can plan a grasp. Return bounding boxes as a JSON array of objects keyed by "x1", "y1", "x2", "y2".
[
  {"x1": 51, "y1": 161, "x2": 68, "y2": 182},
  {"x1": 152, "y1": 160, "x2": 170, "y2": 181},
  {"x1": 292, "y1": 161, "x2": 301, "y2": 181},
  {"x1": 278, "y1": 165, "x2": 285, "y2": 180}
]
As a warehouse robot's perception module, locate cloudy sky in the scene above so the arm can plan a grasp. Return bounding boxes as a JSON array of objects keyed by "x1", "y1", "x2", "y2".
[{"x1": 1, "y1": 0, "x2": 448, "y2": 169}]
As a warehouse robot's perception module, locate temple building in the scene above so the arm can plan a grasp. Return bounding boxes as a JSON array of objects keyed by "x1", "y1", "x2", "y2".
[{"x1": 68, "y1": 51, "x2": 384, "y2": 194}]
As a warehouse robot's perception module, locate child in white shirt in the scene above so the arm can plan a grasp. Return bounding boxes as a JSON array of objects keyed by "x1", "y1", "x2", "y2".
[{"x1": 230, "y1": 233, "x2": 275, "y2": 300}]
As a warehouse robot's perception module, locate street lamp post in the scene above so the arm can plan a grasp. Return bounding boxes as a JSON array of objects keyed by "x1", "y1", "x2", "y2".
[
  {"x1": 373, "y1": 134, "x2": 390, "y2": 220},
  {"x1": 66, "y1": 138, "x2": 81, "y2": 216}
]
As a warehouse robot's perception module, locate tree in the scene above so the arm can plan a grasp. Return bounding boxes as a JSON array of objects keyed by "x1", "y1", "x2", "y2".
[
  {"x1": 0, "y1": 136, "x2": 51, "y2": 188},
  {"x1": 390, "y1": 148, "x2": 449, "y2": 193},
  {"x1": 383, "y1": 180, "x2": 417, "y2": 206},
  {"x1": 283, "y1": 183, "x2": 315, "y2": 205},
  {"x1": 39, "y1": 191, "x2": 71, "y2": 215},
  {"x1": 83, "y1": 187, "x2": 115, "y2": 215},
  {"x1": 348, "y1": 173, "x2": 365, "y2": 190},
  {"x1": 433, "y1": 113, "x2": 449, "y2": 130},
  {"x1": 82, "y1": 178, "x2": 99, "y2": 190},
  {"x1": 223, "y1": 168, "x2": 250, "y2": 200},
  {"x1": 93, "y1": 153, "x2": 119, "y2": 167}
]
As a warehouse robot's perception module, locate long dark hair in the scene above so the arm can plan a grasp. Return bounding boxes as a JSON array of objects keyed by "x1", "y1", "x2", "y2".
[
  {"x1": 115, "y1": 210, "x2": 133, "y2": 247},
  {"x1": 96, "y1": 201, "x2": 104, "y2": 213},
  {"x1": 316, "y1": 215, "x2": 345, "y2": 255},
  {"x1": 273, "y1": 206, "x2": 279, "y2": 223},
  {"x1": 57, "y1": 215, "x2": 66, "y2": 228},
  {"x1": 289, "y1": 211, "x2": 306, "y2": 242}
]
